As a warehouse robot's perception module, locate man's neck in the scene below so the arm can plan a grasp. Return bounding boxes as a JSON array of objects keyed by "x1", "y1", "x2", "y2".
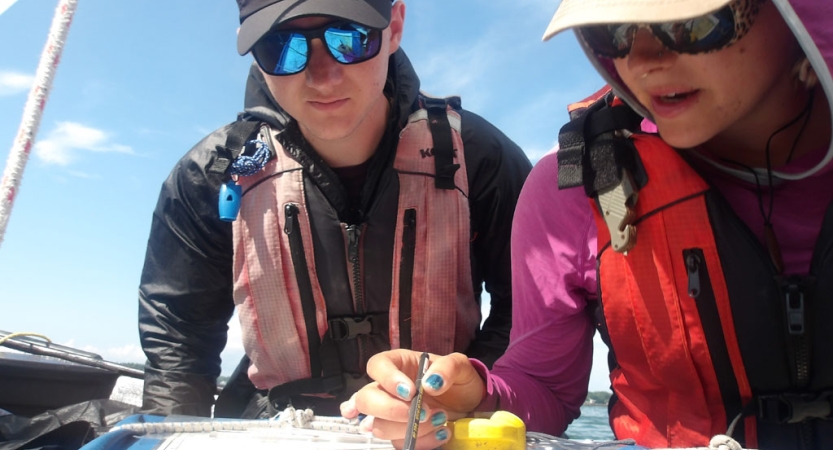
[{"x1": 301, "y1": 96, "x2": 391, "y2": 168}]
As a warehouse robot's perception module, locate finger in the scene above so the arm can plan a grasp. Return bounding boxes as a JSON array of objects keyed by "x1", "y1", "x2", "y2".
[
  {"x1": 419, "y1": 353, "x2": 485, "y2": 413},
  {"x1": 365, "y1": 349, "x2": 435, "y2": 401},
  {"x1": 386, "y1": 425, "x2": 452, "y2": 450},
  {"x1": 368, "y1": 413, "x2": 448, "y2": 442},
  {"x1": 340, "y1": 393, "x2": 359, "y2": 419},
  {"x1": 353, "y1": 381, "x2": 413, "y2": 422}
]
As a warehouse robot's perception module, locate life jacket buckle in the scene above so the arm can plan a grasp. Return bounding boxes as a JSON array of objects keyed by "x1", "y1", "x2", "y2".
[
  {"x1": 758, "y1": 392, "x2": 833, "y2": 424},
  {"x1": 597, "y1": 168, "x2": 638, "y2": 254},
  {"x1": 328, "y1": 316, "x2": 374, "y2": 341}
]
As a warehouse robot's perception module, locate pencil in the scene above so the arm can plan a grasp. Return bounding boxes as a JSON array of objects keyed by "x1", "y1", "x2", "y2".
[{"x1": 403, "y1": 352, "x2": 430, "y2": 450}]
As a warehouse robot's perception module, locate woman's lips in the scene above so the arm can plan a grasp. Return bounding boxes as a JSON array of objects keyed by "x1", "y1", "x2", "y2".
[{"x1": 649, "y1": 90, "x2": 701, "y2": 119}]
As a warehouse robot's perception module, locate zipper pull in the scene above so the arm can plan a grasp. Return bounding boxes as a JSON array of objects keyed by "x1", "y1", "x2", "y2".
[
  {"x1": 346, "y1": 225, "x2": 360, "y2": 263},
  {"x1": 686, "y1": 253, "x2": 701, "y2": 298},
  {"x1": 784, "y1": 281, "x2": 805, "y2": 335},
  {"x1": 284, "y1": 204, "x2": 297, "y2": 235}
]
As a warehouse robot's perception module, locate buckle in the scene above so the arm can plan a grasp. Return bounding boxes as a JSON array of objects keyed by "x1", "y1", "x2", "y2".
[
  {"x1": 597, "y1": 168, "x2": 638, "y2": 254},
  {"x1": 758, "y1": 393, "x2": 833, "y2": 424},
  {"x1": 328, "y1": 316, "x2": 373, "y2": 341}
]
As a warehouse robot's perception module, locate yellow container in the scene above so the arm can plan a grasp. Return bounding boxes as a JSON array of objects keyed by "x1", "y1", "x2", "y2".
[{"x1": 442, "y1": 411, "x2": 526, "y2": 450}]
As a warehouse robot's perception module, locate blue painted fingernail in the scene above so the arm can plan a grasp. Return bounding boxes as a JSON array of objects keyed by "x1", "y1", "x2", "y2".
[
  {"x1": 431, "y1": 412, "x2": 447, "y2": 427},
  {"x1": 357, "y1": 413, "x2": 367, "y2": 421},
  {"x1": 396, "y1": 383, "x2": 410, "y2": 399},
  {"x1": 425, "y1": 374, "x2": 444, "y2": 390},
  {"x1": 436, "y1": 429, "x2": 449, "y2": 441},
  {"x1": 419, "y1": 408, "x2": 427, "y2": 422}
]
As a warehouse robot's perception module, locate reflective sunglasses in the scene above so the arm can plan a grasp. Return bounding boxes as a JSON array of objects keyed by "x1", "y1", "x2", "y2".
[
  {"x1": 252, "y1": 21, "x2": 383, "y2": 76},
  {"x1": 578, "y1": 0, "x2": 764, "y2": 58}
]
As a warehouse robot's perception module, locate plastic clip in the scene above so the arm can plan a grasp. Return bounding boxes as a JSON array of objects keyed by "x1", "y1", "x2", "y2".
[{"x1": 597, "y1": 169, "x2": 638, "y2": 254}]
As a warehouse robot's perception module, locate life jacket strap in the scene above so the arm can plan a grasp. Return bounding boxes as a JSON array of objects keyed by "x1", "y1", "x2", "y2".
[
  {"x1": 208, "y1": 120, "x2": 262, "y2": 175},
  {"x1": 422, "y1": 96, "x2": 460, "y2": 190},
  {"x1": 557, "y1": 92, "x2": 646, "y2": 253}
]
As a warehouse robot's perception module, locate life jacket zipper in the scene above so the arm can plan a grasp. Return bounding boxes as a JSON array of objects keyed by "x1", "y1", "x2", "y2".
[
  {"x1": 284, "y1": 203, "x2": 322, "y2": 377},
  {"x1": 683, "y1": 248, "x2": 746, "y2": 440},
  {"x1": 783, "y1": 278, "x2": 810, "y2": 388},
  {"x1": 399, "y1": 209, "x2": 417, "y2": 349},
  {"x1": 345, "y1": 224, "x2": 364, "y2": 314}
]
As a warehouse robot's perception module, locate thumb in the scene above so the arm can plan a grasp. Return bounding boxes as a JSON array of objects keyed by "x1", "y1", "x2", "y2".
[{"x1": 420, "y1": 352, "x2": 486, "y2": 414}]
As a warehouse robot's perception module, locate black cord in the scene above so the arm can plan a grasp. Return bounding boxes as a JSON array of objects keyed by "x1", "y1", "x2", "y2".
[
  {"x1": 716, "y1": 89, "x2": 815, "y2": 274},
  {"x1": 722, "y1": 88, "x2": 816, "y2": 226},
  {"x1": 784, "y1": 88, "x2": 816, "y2": 164}
]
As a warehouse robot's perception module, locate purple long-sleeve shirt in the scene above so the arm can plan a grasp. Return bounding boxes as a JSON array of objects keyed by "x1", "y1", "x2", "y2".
[{"x1": 475, "y1": 143, "x2": 833, "y2": 436}]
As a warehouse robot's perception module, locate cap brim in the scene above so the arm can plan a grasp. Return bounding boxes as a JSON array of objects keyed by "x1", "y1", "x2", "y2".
[
  {"x1": 238, "y1": 0, "x2": 391, "y2": 55},
  {"x1": 542, "y1": 0, "x2": 733, "y2": 41}
]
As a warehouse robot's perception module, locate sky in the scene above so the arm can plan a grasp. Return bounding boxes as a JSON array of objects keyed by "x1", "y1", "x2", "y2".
[{"x1": 0, "y1": 0, "x2": 611, "y2": 391}]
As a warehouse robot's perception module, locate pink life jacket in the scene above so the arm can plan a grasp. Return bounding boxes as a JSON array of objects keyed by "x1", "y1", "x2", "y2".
[{"x1": 231, "y1": 101, "x2": 480, "y2": 392}]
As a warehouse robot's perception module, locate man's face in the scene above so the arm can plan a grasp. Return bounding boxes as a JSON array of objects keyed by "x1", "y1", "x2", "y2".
[{"x1": 260, "y1": 2, "x2": 404, "y2": 148}]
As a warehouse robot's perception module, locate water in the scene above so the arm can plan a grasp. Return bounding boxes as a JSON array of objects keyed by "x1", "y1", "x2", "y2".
[{"x1": 564, "y1": 405, "x2": 614, "y2": 441}]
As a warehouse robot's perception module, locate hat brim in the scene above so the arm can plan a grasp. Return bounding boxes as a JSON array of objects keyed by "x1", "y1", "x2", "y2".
[
  {"x1": 542, "y1": 0, "x2": 733, "y2": 41},
  {"x1": 238, "y1": 0, "x2": 391, "y2": 55}
]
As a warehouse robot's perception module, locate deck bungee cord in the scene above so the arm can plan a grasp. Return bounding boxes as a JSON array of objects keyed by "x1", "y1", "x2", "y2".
[{"x1": 0, "y1": 0, "x2": 78, "y2": 249}]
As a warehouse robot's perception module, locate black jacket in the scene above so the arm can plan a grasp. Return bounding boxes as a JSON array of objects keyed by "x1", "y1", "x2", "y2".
[{"x1": 138, "y1": 49, "x2": 531, "y2": 417}]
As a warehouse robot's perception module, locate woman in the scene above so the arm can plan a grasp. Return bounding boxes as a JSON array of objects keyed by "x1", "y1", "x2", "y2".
[{"x1": 343, "y1": 0, "x2": 833, "y2": 448}]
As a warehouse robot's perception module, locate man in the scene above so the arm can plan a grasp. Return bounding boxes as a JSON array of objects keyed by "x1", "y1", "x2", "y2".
[{"x1": 138, "y1": 0, "x2": 531, "y2": 418}]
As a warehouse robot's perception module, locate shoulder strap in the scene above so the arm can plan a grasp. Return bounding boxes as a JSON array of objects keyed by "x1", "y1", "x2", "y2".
[
  {"x1": 208, "y1": 120, "x2": 262, "y2": 175},
  {"x1": 557, "y1": 90, "x2": 646, "y2": 195},
  {"x1": 557, "y1": 90, "x2": 647, "y2": 253},
  {"x1": 420, "y1": 94, "x2": 461, "y2": 190}
]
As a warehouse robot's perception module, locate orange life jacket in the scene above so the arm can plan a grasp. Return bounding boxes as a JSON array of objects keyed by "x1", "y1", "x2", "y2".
[{"x1": 560, "y1": 89, "x2": 833, "y2": 449}]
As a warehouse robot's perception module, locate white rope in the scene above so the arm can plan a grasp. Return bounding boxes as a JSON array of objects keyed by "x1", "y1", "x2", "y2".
[
  {"x1": 708, "y1": 434, "x2": 745, "y2": 450},
  {"x1": 110, "y1": 406, "x2": 367, "y2": 436},
  {"x1": 0, "y1": 0, "x2": 79, "y2": 249}
]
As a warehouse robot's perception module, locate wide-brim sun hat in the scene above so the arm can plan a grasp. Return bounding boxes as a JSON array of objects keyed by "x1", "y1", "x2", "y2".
[
  {"x1": 237, "y1": 0, "x2": 393, "y2": 55},
  {"x1": 543, "y1": 0, "x2": 734, "y2": 41}
]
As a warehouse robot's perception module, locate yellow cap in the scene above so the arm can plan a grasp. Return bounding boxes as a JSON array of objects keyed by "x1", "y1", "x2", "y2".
[{"x1": 442, "y1": 411, "x2": 526, "y2": 450}]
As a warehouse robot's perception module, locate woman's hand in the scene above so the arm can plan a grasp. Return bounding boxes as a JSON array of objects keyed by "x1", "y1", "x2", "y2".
[{"x1": 341, "y1": 349, "x2": 486, "y2": 450}]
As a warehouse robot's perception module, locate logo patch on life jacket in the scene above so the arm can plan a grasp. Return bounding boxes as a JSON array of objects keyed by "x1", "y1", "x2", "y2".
[{"x1": 419, "y1": 147, "x2": 458, "y2": 159}]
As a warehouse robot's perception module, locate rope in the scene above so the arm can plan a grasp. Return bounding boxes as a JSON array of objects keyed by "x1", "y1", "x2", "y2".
[
  {"x1": 108, "y1": 406, "x2": 392, "y2": 448},
  {"x1": 230, "y1": 139, "x2": 272, "y2": 177},
  {"x1": 0, "y1": 331, "x2": 51, "y2": 346},
  {"x1": 0, "y1": 0, "x2": 79, "y2": 250},
  {"x1": 110, "y1": 406, "x2": 366, "y2": 435},
  {"x1": 709, "y1": 434, "x2": 744, "y2": 450}
]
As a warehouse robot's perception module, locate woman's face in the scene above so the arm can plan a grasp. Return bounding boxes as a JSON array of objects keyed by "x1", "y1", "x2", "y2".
[{"x1": 612, "y1": 0, "x2": 802, "y2": 151}]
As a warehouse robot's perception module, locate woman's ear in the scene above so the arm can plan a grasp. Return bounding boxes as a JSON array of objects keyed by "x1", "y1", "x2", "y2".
[{"x1": 793, "y1": 56, "x2": 819, "y2": 90}]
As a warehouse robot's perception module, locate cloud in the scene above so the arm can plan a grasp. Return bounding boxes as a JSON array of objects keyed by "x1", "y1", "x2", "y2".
[
  {"x1": 0, "y1": 70, "x2": 33, "y2": 96},
  {"x1": 34, "y1": 122, "x2": 133, "y2": 166}
]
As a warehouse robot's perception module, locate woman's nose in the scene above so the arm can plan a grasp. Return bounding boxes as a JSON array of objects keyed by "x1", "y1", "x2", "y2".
[{"x1": 625, "y1": 27, "x2": 675, "y2": 77}]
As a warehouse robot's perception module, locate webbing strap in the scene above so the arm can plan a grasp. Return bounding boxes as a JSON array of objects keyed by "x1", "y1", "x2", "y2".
[
  {"x1": 208, "y1": 120, "x2": 262, "y2": 174},
  {"x1": 424, "y1": 98, "x2": 459, "y2": 190},
  {"x1": 557, "y1": 96, "x2": 645, "y2": 196}
]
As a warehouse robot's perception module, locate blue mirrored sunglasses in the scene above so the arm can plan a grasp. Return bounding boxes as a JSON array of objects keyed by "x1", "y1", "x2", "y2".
[{"x1": 252, "y1": 21, "x2": 383, "y2": 76}]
